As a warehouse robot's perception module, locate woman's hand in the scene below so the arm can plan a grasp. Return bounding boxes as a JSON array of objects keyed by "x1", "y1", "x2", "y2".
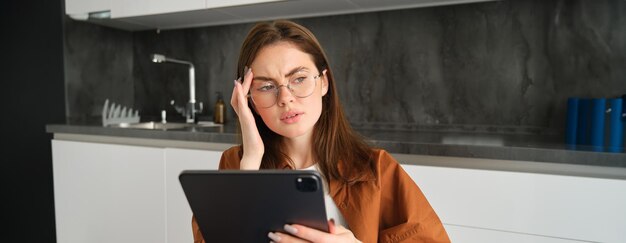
[
  {"x1": 231, "y1": 67, "x2": 264, "y2": 170},
  {"x1": 267, "y1": 220, "x2": 362, "y2": 243}
]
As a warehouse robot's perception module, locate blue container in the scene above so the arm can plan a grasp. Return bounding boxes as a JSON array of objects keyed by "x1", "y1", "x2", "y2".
[
  {"x1": 577, "y1": 99, "x2": 591, "y2": 145},
  {"x1": 589, "y1": 98, "x2": 606, "y2": 148},
  {"x1": 565, "y1": 97, "x2": 579, "y2": 145},
  {"x1": 608, "y1": 98, "x2": 624, "y2": 151}
]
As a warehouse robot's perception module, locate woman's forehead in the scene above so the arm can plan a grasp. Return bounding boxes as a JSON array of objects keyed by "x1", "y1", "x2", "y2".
[{"x1": 251, "y1": 42, "x2": 316, "y2": 77}]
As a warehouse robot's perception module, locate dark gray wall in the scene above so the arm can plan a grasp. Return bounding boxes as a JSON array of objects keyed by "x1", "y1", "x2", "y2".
[
  {"x1": 64, "y1": 18, "x2": 134, "y2": 124},
  {"x1": 64, "y1": 0, "x2": 626, "y2": 134}
]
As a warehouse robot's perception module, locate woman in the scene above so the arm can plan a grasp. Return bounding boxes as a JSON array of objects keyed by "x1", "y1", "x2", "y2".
[{"x1": 192, "y1": 20, "x2": 450, "y2": 243}]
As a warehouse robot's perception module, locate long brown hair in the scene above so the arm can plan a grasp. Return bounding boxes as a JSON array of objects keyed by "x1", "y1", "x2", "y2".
[{"x1": 236, "y1": 20, "x2": 376, "y2": 184}]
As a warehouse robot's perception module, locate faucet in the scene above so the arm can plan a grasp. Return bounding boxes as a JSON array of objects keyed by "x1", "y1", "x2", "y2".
[{"x1": 151, "y1": 53, "x2": 203, "y2": 123}]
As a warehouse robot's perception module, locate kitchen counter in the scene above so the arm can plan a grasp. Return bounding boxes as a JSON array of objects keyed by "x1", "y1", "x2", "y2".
[{"x1": 46, "y1": 122, "x2": 626, "y2": 179}]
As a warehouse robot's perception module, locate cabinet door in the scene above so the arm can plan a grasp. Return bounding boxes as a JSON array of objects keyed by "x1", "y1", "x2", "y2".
[
  {"x1": 206, "y1": 0, "x2": 285, "y2": 9},
  {"x1": 52, "y1": 140, "x2": 166, "y2": 243},
  {"x1": 400, "y1": 163, "x2": 626, "y2": 243},
  {"x1": 109, "y1": 0, "x2": 284, "y2": 19},
  {"x1": 65, "y1": 0, "x2": 110, "y2": 15},
  {"x1": 164, "y1": 148, "x2": 222, "y2": 243},
  {"x1": 444, "y1": 224, "x2": 581, "y2": 243},
  {"x1": 110, "y1": 0, "x2": 205, "y2": 18}
]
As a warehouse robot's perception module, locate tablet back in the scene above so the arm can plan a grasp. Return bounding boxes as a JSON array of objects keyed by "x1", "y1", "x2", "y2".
[{"x1": 179, "y1": 170, "x2": 329, "y2": 242}]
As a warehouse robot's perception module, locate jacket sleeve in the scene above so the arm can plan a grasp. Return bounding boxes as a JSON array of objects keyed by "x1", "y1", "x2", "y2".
[
  {"x1": 377, "y1": 150, "x2": 451, "y2": 243},
  {"x1": 191, "y1": 146, "x2": 242, "y2": 243},
  {"x1": 191, "y1": 216, "x2": 205, "y2": 243},
  {"x1": 218, "y1": 146, "x2": 242, "y2": 170}
]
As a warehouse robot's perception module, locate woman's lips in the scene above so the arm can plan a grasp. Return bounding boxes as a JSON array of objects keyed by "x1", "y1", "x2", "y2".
[{"x1": 280, "y1": 111, "x2": 304, "y2": 124}]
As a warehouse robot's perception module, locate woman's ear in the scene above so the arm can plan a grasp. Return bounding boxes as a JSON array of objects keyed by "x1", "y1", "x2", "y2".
[{"x1": 321, "y1": 69, "x2": 329, "y2": 96}]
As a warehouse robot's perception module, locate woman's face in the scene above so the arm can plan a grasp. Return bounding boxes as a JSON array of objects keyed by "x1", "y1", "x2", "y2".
[{"x1": 249, "y1": 41, "x2": 328, "y2": 139}]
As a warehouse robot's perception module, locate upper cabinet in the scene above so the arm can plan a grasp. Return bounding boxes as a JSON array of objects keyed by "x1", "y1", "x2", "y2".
[
  {"x1": 65, "y1": 0, "x2": 111, "y2": 16},
  {"x1": 66, "y1": 0, "x2": 498, "y2": 31},
  {"x1": 110, "y1": 0, "x2": 206, "y2": 18},
  {"x1": 110, "y1": 0, "x2": 284, "y2": 18},
  {"x1": 204, "y1": 0, "x2": 286, "y2": 10}
]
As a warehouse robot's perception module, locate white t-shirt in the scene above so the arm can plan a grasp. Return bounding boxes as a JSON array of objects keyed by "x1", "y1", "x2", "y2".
[{"x1": 300, "y1": 164, "x2": 349, "y2": 229}]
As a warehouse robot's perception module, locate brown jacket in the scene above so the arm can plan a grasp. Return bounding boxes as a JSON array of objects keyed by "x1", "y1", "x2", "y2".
[{"x1": 192, "y1": 146, "x2": 450, "y2": 243}]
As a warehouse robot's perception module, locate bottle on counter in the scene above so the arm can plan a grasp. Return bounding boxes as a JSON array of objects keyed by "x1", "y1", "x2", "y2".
[{"x1": 214, "y1": 92, "x2": 225, "y2": 124}]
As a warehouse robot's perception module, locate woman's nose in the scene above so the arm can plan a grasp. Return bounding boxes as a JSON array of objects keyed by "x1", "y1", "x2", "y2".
[{"x1": 276, "y1": 85, "x2": 294, "y2": 107}]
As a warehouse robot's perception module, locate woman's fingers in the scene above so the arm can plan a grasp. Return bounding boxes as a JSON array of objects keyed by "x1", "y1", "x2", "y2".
[
  {"x1": 230, "y1": 77, "x2": 241, "y2": 115},
  {"x1": 271, "y1": 223, "x2": 360, "y2": 243},
  {"x1": 241, "y1": 66, "x2": 253, "y2": 95},
  {"x1": 280, "y1": 224, "x2": 328, "y2": 243},
  {"x1": 230, "y1": 66, "x2": 253, "y2": 118},
  {"x1": 231, "y1": 66, "x2": 264, "y2": 169},
  {"x1": 230, "y1": 66, "x2": 249, "y2": 115},
  {"x1": 269, "y1": 232, "x2": 310, "y2": 243},
  {"x1": 328, "y1": 219, "x2": 350, "y2": 235},
  {"x1": 235, "y1": 81, "x2": 247, "y2": 116},
  {"x1": 328, "y1": 218, "x2": 336, "y2": 234}
]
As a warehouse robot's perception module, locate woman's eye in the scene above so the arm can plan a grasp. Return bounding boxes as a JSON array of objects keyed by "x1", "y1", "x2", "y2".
[
  {"x1": 292, "y1": 77, "x2": 306, "y2": 84},
  {"x1": 257, "y1": 83, "x2": 276, "y2": 92}
]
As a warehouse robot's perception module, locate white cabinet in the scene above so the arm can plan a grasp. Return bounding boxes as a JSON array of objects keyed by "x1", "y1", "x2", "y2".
[
  {"x1": 164, "y1": 148, "x2": 221, "y2": 243},
  {"x1": 65, "y1": 0, "x2": 110, "y2": 16},
  {"x1": 110, "y1": 0, "x2": 205, "y2": 18},
  {"x1": 53, "y1": 138, "x2": 626, "y2": 242},
  {"x1": 205, "y1": 0, "x2": 285, "y2": 9},
  {"x1": 67, "y1": 0, "x2": 284, "y2": 18},
  {"x1": 52, "y1": 139, "x2": 228, "y2": 243},
  {"x1": 444, "y1": 224, "x2": 580, "y2": 243},
  {"x1": 65, "y1": 0, "x2": 497, "y2": 31},
  {"x1": 400, "y1": 163, "x2": 626, "y2": 243},
  {"x1": 52, "y1": 140, "x2": 166, "y2": 243}
]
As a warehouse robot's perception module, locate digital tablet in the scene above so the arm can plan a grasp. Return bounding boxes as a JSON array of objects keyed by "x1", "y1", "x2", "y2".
[{"x1": 179, "y1": 170, "x2": 329, "y2": 242}]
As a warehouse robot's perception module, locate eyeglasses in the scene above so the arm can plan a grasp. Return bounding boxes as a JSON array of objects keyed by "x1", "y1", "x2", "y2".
[{"x1": 248, "y1": 70, "x2": 325, "y2": 108}]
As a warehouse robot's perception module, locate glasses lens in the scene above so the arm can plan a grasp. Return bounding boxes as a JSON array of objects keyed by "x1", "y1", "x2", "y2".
[
  {"x1": 289, "y1": 74, "x2": 317, "y2": 98},
  {"x1": 250, "y1": 81, "x2": 277, "y2": 108},
  {"x1": 249, "y1": 73, "x2": 319, "y2": 108}
]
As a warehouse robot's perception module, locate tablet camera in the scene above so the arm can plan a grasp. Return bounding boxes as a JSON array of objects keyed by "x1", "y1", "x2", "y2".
[{"x1": 295, "y1": 176, "x2": 319, "y2": 192}]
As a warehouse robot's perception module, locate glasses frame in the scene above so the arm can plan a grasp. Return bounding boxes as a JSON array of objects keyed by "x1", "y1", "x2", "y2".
[{"x1": 247, "y1": 70, "x2": 325, "y2": 108}]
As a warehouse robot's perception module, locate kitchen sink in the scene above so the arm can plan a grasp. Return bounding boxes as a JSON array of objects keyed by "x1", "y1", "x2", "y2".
[{"x1": 108, "y1": 121, "x2": 222, "y2": 130}]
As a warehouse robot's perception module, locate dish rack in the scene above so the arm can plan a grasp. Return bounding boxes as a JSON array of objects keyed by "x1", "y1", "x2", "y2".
[{"x1": 102, "y1": 99, "x2": 140, "y2": 126}]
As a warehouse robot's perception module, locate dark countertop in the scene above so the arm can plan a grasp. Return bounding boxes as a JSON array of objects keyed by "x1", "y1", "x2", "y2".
[{"x1": 46, "y1": 122, "x2": 626, "y2": 169}]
